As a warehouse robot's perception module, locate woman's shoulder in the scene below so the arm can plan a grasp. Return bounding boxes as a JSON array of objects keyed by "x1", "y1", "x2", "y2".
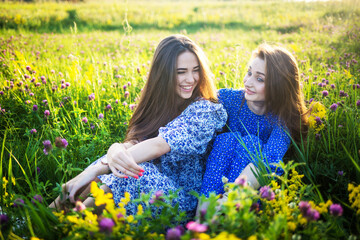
[
  {"x1": 186, "y1": 99, "x2": 226, "y2": 114},
  {"x1": 218, "y1": 88, "x2": 244, "y2": 99},
  {"x1": 218, "y1": 88, "x2": 245, "y2": 106}
]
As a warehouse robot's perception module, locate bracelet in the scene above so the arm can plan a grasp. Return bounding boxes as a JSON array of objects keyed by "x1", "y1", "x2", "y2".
[{"x1": 100, "y1": 155, "x2": 108, "y2": 165}]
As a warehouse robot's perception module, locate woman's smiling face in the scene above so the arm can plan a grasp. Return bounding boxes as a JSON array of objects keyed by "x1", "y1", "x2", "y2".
[{"x1": 176, "y1": 51, "x2": 200, "y2": 99}]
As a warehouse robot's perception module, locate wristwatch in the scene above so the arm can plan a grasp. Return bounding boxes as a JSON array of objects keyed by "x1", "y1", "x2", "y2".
[{"x1": 100, "y1": 155, "x2": 108, "y2": 165}]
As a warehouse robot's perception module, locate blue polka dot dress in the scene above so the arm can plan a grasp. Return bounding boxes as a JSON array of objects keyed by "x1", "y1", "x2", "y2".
[
  {"x1": 200, "y1": 89, "x2": 291, "y2": 196},
  {"x1": 90, "y1": 100, "x2": 227, "y2": 217}
]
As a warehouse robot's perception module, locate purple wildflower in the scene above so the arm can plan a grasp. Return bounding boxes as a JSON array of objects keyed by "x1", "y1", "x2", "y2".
[
  {"x1": 306, "y1": 208, "x2": 320, "y2": 221},
  {"x1": 106, "y1": 104, "x2": 112, "y2": 110},
  {"x1": 44, "y1": 110, "x2": 50, "y2": 117},
  {"x1": 32, "y1": 194, "x2": 43, "y2": 204},
  {"x1": 98, "y1": 113, "x2": 104, "y2": 119},
  {"x1": 315, "y1": 116, "x2": 323, "y2": 126},
  {"x1": 315, "y1": 133, "x2": 321, "y2": 140},
  {"x1": 322, "y1": 90, "x2": 329, "y2": 97},
  {"x1": 129, "y1": 104, "x2": 136, "y2": 111},
  {"x1": 0, "y1": 214, "x2": 9, "y2": 225},
  {"x1": 259, "y1": 186, "x2": 275, "y2": 200},
  {"x1": 356, "y1": 100, "x2": 360, "y2": 107},
  {"x1": 299, "y1": 201, "x2": 311, "y2": 215},
  {"x1": 26, "y1": 66, "x2": 31, "y2": 71},
  {"x1": 149, "y1": 190, "x2": 164, "y2": 204},
  {"x1": 331, "y1": 84, "x2": 335, "y2": 89},
  {"x1": 55, "y1": 137, "x2": 68, "y2": 149},
  {"x1": 88, "y1": 93, "x2": 95, "y2": 101},
  {"x1": 99, "y1": 218, "x2": 115, "y2": 233},
  {"x1": 127, "y1": 81, "x2": 131, "y2": 86},
  {"x1": 338, "y1": 170, "x2": 344, "y2": 176},
  {"x1": 166, "y1": 227, "x2": 182, "y2": 240},
  {"x1": 234, "y1": 175, "x2": 248, "y2": 187},
  {"x1": 329, "y1": 204, "x2": 343, "y2": 217},
  {"x1": 123, "y1": 84, "x2": 127, "y2": 90},
  {"x1": 43, "y1": 140, "x2": 52, "y2": 155},
  {"x1": 330, "y1": 103, "x2": 338, "y2": 111},
  {"x1": 82, "y1": 117, "x2": 88, "y2": 124},
  {"x1": 124, "y1": 91, "x2": 129, "y2": 98},
  {"x1": 0, "y1": 91, "x2": 3, "y2": 95},
  {"x1": 339, "y1": 90, "x2": 348, "y2": 97},
  {"x1": 32, "y1": 105, "x2": 38, "y2": 111},
  {"x1": 43, "y1": 140, "x2": 52, "y2": 151},
  {"x1": 30, "y1": 129, "x2": 37, "y2": 134},
  {"x1": 13, "y1": 198, "x2": 25, "y2": 207}
]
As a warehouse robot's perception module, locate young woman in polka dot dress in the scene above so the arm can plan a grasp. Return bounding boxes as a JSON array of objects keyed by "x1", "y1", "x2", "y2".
[
  {"x1": 201, "y1": 44, "x2": 309, "y2": 196},
  {"x1": 50, "y1": 35, "x2": 227, "y2": 218}
]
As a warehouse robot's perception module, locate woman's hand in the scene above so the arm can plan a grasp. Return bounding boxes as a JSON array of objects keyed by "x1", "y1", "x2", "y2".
[
  {"x1": 107, "y1": 143, "x2": 144, "y2": 179},
  {"x1": 51, "y1": 162, "x2": 108, "y2": 207},
  {"x1": 235, "y1": 163, "x2": 260, "y2": 189}
]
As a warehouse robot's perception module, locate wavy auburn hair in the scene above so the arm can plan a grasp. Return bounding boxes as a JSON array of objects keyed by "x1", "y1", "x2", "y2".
[
  {"x1": 253, "y1": 44, "x2": 308, "y2": 143},
  {"x1": 125, "y1": 34, "x2": 217, "y2": 142}
]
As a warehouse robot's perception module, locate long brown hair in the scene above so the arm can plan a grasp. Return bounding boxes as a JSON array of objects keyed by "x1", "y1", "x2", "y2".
[
  {"x1": 125, "y1": 35, "x2": 217, "y2": 142},
  {"x1": 253, "y1": 44, "x2": 308, "y2": 143}
]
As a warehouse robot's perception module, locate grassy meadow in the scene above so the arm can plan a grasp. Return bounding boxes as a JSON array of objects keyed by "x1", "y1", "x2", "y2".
[{"x1": 1, "y1": 0, "x2": 360, "y2": 239}]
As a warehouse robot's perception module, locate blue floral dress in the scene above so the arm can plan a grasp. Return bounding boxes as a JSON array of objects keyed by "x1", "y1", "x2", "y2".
[
  {"x1": 200, "y1": 89, "x2": 291, "y2": 196},
  {"x1": 91, "y1": 99, "x2": 227, "y2": 217}
]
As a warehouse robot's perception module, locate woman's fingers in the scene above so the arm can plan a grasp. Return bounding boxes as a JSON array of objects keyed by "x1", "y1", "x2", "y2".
[
  {"x1": 110, "y1": 162, "x2": 140, "y2": 179},
  {"x1": 112, "y1": 150, "x2": 143, "y2": 176},
  {"x1": 109, "y1": 165, "x2": 130, "y2": 178}
]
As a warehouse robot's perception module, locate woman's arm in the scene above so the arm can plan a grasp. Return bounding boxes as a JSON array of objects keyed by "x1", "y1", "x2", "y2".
[{"x1": 107, "y1": 136, "x2": 170, "y2": 178}]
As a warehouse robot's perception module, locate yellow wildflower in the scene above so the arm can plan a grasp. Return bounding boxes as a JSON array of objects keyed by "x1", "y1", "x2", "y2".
[
  {"x1": 2, "y1": 177, "x2": 9, "y2": 199},
  {"x1": 308, "y1": 102, "x2": 327, "y2": 133},
  {"x1": 298, "y1": 215, "x2": 308, "y2": 225},
  {"x1": 212, "y1": 232, "x2": 242, "y2": 240},
  {"x1": 31, "y1": 237, "x2": 41, "y2": 240},
  {"x1": 90, "y1": 181, "x2": 115, "y2": 209},
  {"x1": 121, "y1": 192, "x2": 131, "y2": 205},
  {"x1": 136, "y1": 204, "x2": 144, "y2": 215},
  {"x1": 248, "y1": 236, "x2": 257, "y2": 240},
  {"x1": 198, "y1": 233, "x2": 211, "y2": 240},
  {"x1": 348, "y1": 183, "x2": 360, "y2": 214},
  {"x1": 271, "y1": 180, "x2": 280, "y2": 190},
  {"x1": 53, "y1": 210, "x2": 66, "y2": 222},
  {"x1": 287, "y1": 221, "x2": 297, "y2": 231},
  {"x1": 11, "y1": 176, "x2": 16, "y2": 185},
  {"x1": 127, "y1": 215, "x2": 134, "y2": 223}
]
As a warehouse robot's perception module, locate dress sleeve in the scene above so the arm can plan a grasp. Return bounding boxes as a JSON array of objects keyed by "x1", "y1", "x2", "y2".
[
  {"x1": 218, "y1": 88, "x2": 233, "y2": 113},
  {"x1": 158, "y1": 100, "x2": 227, "y2": 155},
  {"x1": 262, "y1": 123, "x2": 291, "y2": 174}
]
